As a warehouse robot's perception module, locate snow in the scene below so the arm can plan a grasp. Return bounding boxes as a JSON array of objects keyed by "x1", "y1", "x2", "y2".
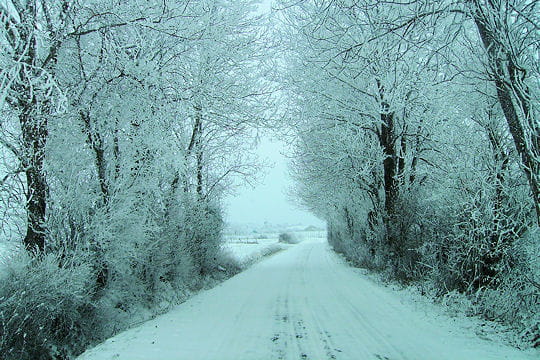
[
  {"x1": 78, "y1": 234, "x2": 538, "y2": 360},
  {"x1": 222, "y1": 231, "x2": 323, "y2": 266},
  {"x1": 222, "y1": 232, "x2": 284, "y2": 264}
]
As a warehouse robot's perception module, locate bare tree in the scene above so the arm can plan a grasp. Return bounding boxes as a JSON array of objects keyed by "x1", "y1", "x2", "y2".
[
  {"x1": 467, "y1": 0, "x2": 540, "y2": 223},
  {"x1": 0, "y1": 1, "x2": 73, "y2": 252}
]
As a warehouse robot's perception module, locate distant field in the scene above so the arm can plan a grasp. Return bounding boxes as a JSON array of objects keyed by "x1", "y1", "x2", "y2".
[{"x1": 222, "y1": 230, "x2": 326, "y2": 265}]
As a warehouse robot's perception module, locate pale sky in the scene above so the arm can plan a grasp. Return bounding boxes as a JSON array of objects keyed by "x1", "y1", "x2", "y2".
[{"x1": 223, "y1": 137, "x2": 324, "y2": 227}]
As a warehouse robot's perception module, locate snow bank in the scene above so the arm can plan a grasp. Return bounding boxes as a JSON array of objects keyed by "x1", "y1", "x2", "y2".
[{"x1": 222, "y1": 230, "x2": 324, "y2": 268}]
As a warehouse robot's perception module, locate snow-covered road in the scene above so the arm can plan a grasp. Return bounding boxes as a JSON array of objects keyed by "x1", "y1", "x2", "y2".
[{"x1": 78, "y1": 236, "x2": 536, "y2": 360}]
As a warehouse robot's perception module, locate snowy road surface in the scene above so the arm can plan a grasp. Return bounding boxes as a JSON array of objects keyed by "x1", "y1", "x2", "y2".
[{"x1": 78, "y1": 236, "x2": 536, "y2": 360}]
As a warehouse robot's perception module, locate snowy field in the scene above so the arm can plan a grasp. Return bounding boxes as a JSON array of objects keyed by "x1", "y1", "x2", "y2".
[
  {"x1": 222, "y1": 230, "x2": 325, "y2": 266},
  {"x1": 77, "y1": 235, "x2": 538, "y2": 360}
]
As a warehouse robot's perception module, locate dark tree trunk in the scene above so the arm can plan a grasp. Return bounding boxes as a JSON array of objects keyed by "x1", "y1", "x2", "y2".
[
  {"x1": 409, "y1": 120, "x2": 424, "y2": 186},
  {"x1": 80, "y1": 109, "x2": 110, "y2": 288},
  {"x1": 81, "y1": 110, "x2": 109, "y2": 204},
  {"x1": 376, "y1": 79, "x2": 410, "y2": 270},
  {"x1": 18, "y1": 9, "x2": 48, "y2": 252},
  {"x1": 398, "y1": 133, "x2": 406, "y2": 185},
  {"x1": 344, "y1": 206, "x2": 354, "y2": 239},
  {"x1": 187, "y1": 104, "x2": 204, "y2": 197},
  {"x1": 113, "y1": 118, "x2": 121, "y2": 180},
  {"x1": 376, "y1": 79, "x2": 398, "y2": 219},
  {"x1": 196, "y1": 148, "x2": 203, "y2": 197},
  {"x1": 8, "y1": 1, "x2": 68, "y2": 254},
  {"x1": 381, "y1": 110, "x2": 397, "y2": 216},
  {"x1": 471, "y1": 3, "x2": 540, "y2": 224},
  {"x1": 21, "y1": 106, "x2": 48, "y2": 252}
]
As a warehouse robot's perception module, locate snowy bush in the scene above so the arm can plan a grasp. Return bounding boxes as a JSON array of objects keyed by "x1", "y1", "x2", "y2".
[
  {"x1": 475, "y1": 231, "x2": 540, "y2": 346},
  {"x1": 180, "y1": 199, "x2": 224, "y2": 276},
  {"x1": 0, "y1": 253, "x2": 97, "y2": 360},
  {"x1": 420, "y1": 171, "x2": 531, "y2": 290},
  {"x1": 278, "y1": 232, "x2": 300, "y2": 244},
  {"x1": 211, "y1": 250, "x2": 243, "y2": 279},
  {"x1": 0, "y1": 194, "x2": 233, "y2": 359}
]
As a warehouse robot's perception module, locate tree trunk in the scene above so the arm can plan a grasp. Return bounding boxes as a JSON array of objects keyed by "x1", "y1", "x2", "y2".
[
  {"x1": 21, "y1": 106, "x2": 48, "y2": 252},
  {"x1": 376, "y1": 79, "x2": 399, "y2": 267},
  {"x1": 187, "y1": 104, "x2": 204, "y2": 197},
  {"x1": 113, "y1": 118, "x2": 121, "y2": 180},
  {"x1": 409, "y1": 120, "x2": 424, "y2": 185},
  {"x1": 9, "y1": 1, "x2": 67, "y2": 253},
  {"x1": 376, "y1": 79, "x2": 398, "y2": 219},
  {"x1": 194, "y1": 105, "x2": 204, "y2": 197},
  {"x1": 196, "y1": 149, "x2": 203, "y2": 197},
  {"x1": 11, "y1": 2, "x2": 48, "y2": 253},
  {"x1": 81, "y1": 110, "x2": 109, "y2": 204},
  {"x1": 79, "y1": 109, "x2": 110, "y2": 288},
  {"x1": 471, "y1": 4, "x2": 540, "y2": 224}
]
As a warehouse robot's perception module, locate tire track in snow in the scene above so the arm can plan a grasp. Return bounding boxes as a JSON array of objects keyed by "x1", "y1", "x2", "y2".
[{"x1": 271, "y1": 240, "x2": 334, "y2": 360}]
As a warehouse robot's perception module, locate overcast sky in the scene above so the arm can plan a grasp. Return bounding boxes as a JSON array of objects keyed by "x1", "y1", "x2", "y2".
[{"x1": 223, "y1": 137, "x2": 324, "y2": 226}]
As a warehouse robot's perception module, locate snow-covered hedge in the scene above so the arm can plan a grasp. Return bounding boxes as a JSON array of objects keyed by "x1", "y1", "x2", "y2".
[
  {"x1": 324, "y1": 180, "x2": 540, "y2": 346},
  {"x1": 278, "y1": 232, "x2": 300, "y2": 244},
  {"x1": 0, "y1": 254, "x2": 97, "y2": 360},
  {"x1": 0, "y1": 192, "x2": 234, "y2": 359}
]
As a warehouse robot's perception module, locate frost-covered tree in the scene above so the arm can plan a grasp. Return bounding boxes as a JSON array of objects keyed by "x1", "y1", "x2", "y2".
[
  {"x1": 280, "y1": 0, "x2": 450, "y2": 273},
  {"x1": 175, "y1": 0, "x2": 272, "y2": 199},
  {"x1": 467, "y1": 0, "x2": 540, "y2": 222},
  {"x1": 0, "y1": 1, "x2": 277, "y2": 358},
  {"x1": 0, "y1": 0, "x2": 73, "y2": 252},
  {"x1": 281, "y1": 0, "x2": 539, "y2": 342}
]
